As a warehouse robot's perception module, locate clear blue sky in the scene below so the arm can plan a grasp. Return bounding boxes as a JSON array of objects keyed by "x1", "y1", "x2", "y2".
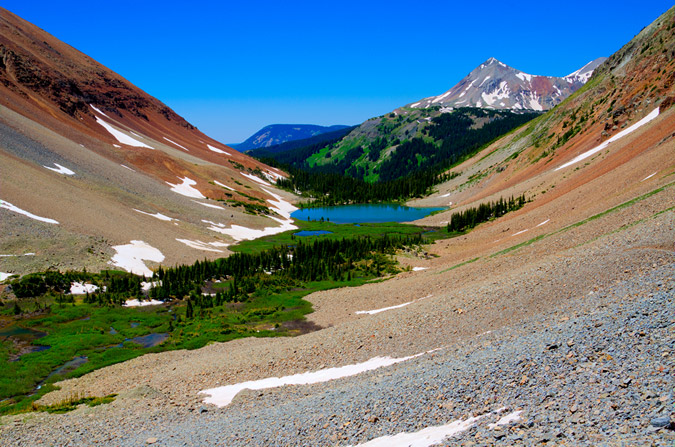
[{"x1": 4, "y1": 1, "x2": 673, "y2": 143}]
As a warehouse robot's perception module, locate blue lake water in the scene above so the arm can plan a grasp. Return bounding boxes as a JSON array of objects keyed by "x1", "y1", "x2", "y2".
[
  {"x1": 294, "y1": 230, "x2": 333, "y2": 237},
  {"x1": 291, "y1": 204, "x2": 445, "y2": 224}
]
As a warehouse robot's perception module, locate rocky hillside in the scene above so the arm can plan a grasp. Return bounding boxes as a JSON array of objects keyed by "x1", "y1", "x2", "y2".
[
  {"x1": 0, "y1": 7, "x2": 297, "y2": 276},
  {"x1": 235, "y1": 124, "x2": 349, "y2": 151},
  {"x1": 409, "y1": 57, "x2": 606, "y2": 111}
]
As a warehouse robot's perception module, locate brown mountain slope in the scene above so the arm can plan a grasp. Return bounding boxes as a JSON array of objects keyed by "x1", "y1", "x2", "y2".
[{"x1": 0, "y1": 7, "x2": 296, "y2": 276}]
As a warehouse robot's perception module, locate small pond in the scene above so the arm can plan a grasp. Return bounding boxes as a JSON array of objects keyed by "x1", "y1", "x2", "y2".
[
  {"x1": 291, "y1": 204, "x2": 445, "y2": 224},
  {"x1": 294, "y1": 230, "x2": 333, "y2": 237}
]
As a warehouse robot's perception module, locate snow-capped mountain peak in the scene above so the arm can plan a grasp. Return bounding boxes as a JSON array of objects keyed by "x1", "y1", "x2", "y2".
[{"x1": 409, "y1": 57, "x2": 607, "y2": 112}]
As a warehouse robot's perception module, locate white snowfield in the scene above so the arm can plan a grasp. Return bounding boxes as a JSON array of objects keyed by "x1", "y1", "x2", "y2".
[
  {"x1": 554, "y1": 107, "x2": 660, "y2": 171},
  {"x1": 89, "y1": 105, "x2": 109, "y2": 118},
  {"x1": 350, "y1": 414, "x2": 487, "y2": 447},
  {"x1": 109, "y1": 240, "x2": 164, "y2": 277},
  {"x1": 163, "y1": 137, "x2": 189, "y2": 152},
  {"x1": 488, "y1": 410, "x2": 523, "y2": 429},
  {"x1": 133, "y1": 209, "x2": 176, "y2": 221},
  {"x1": 412, "y1": 267, "x2": 428, "y2": 271},
  {"x1": 94, "y1": 116, "x2": 153, "y2": 149},
  {"x1": 0, "y1": 273, "x2": 12, "y2": 281},
  {"x1": 356, "y1": 294, "x2": 432, "y2": 315},
  {"x1": 176, "y1": 239, "x2": 229, "y2": 253},
  {"x1": 141, "y1": 281, "x2": 160, "y2": 292},
  {"x1": 204, "y1": 217, "x2": 297, "y2": 242},
  {"x1": 192, "y1": 200, "x2": 224, "y2": 210},
  {"x1": 69, "y1": 282, "x2": 99, "y2": 295},
  {"x1": 0, "y1": 199, "x2": 59, "y2": 224},
  {"x1": 166, "y1": 177, "x2": 206, "y2": 199},
  {"x1": 200, "y1": 353, "x2": 425, "y2": 408},
  {"x1": 641, "y1": 172, "x2": 657, "y2": 182},
  {"x1": 123, "y1": 299, "x2": 163, "y2": 307},
  {"x1": 207, "y1": 144, "x2": 231, "y2": 155},
  {"x1": 203, "y1": 187, "x2": 299, "y2": 242},
  {"x1": 213, "y1": 180, "x2": 235, "y2": 191},
  {"x1": 44, "y1": 163, "x2": 75, "y2": 175},
  {"x1": 120, "y1": 164, "x2": 135, "y2": 172},
  {"x1": 241, "y1": 172, "x2": 270, "y2": 185}
]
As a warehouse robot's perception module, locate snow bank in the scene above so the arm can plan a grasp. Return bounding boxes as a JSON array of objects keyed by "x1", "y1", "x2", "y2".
[
  {"x1": 69, "y1": 282, "x2": 99, "y2": 295},
  {"x1": 440, "y1": 193, "x2": 451, "y2": 198},
  {"x1": 192, "y1": 200, "x2": 224, "y2": 209},
  {"x1": 536, "y1": 219, "x2": 550, "y2": 227},
  {"x1": 121, "y1": 164, "x2": 135, "y2": 172},
  {"x1": 412, "y1": 267, "x2": 428, "y2": 272},
  {"x1": 176, "y1": 239, "x2": 229, "y2": 253},
  {"x1": 44, "y1": 163, "x2": 75, "y2": 175},
  {"x1": 94, "y1": 116, "x2": 153, "y2": 149},
  {"x1": 204, "y1": 217, "x2": 297, "y2": 242},
  {"x1": 488, "y1": 410, "x2": 522, "y2": 429},
  {"x1": 356, "y1": 294, "x2": 431, "y2": 315},
  {"x1": 0, "y1": 199, "x2": 59, "y2": 224},
  {"x1": 133, "y1": 209, "x2": 175, "y2": 221},
  {"x1": 200, "y1": 353, "x2": 424, "y2": 408},
  {"x1": 90, "y1": 105, "x2": 109, "y2": 118},
  {"x1": 356, "y1": 301, "x2": 413, "y2": 315},
  {"x1": 261, "y1": 187, "x2": 298, "y2": 219},
  {"x1": 241, "y1": 172, "x2": 270, "y2": 185},
  {"x1": 0, "y1": 272, "x2": 12, "y2": 281},
  {"x1": 207, "y1": 144, "x2": 231, "y2": 155},
  {"x1": 641, "y1": 172, "x2": 657, "y2": 182},
  {"x1": 214, "y1": 180, "x2": 235, "y2": 191},
  {"x1": 555, "y1": 107, "x2": 660, "y2": 171},
  {"x1": 203, "y1": 188, "x2": 298, "y2": 242},
  {"x1": 123, "y1": 299, "x2": 163, "y2": 307},
  {"x1": 350, "y1": 415, "x2": 486, "y2": 447},
  {"x1": 163, "y1": 137, "x2": 189, "y2": 151},
  {"x1": 141, "y1": 281, "x2": 160, "y2": 292},
  {"x1": 110, "y1": 240, "x2": 164, "y2": 277},
  {"x1": 166, "y1": 177, "x2": 206, "y2": 199}
]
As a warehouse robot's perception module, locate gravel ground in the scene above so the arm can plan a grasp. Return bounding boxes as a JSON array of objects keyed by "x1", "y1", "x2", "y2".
[{"x1": 0, "y1": 201, "x2": 672, "y2": 446}]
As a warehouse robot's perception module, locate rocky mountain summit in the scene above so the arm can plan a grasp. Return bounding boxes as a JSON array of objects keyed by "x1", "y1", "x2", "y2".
[{"x1": 409, "y1": 57, "x2": 607, "y2": 111}]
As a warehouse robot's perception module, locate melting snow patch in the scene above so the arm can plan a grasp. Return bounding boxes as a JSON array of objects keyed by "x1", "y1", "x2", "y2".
[
  {"x1": 176, "y1": 239, "x2": 228, "y2": 253},
  {"x1": 44, "y1": 163, "x2": 75, "y2": 175},
  {"x1": 205, "y1": 217, "x2": 297, "y2": 242},
  {"x1": 0, "y1": 200, "x2": 59, "y2": 224},
  {"x1": 141, "y1": 281, "x2": 160, "y2": 292},
  {"x1": 134, "y1": 209, "x2": 175, "y2": 221},
  {"x1": 200, "y1": 353, "x2": 424, "y2": 408},
  {"x1": 166, "y1": 177, "x2": 206, "y2": 199},
  {"x1": 192, "y1": 200, "x2": 224, "y2": 209},
  {"x1": 207, "y1": 144, "x2": 231, "y2": 155},
  {"x1": 214, "y1": 180, "x2": 235, "y2": 191},
  {"x1": 163, "y1": 137, "x2": 189, "y2": 151},
  {"x1": 121, "y1": 164, "x2": 135, "y2": 172},
  {"x1": 241, "y1": 172, "x2": 270, "y2": 185},
  {"x1": 356, "y1": 294, "x2": 431, "y2": 315},
  {"x1": 412, "y1": 267, "x2": 428, "y2": 271},
  {"x1": 488, "y1": 410, "x2": 523, "y2": 429},
  {"x1": 69, "y1": 282, "x2": 99, "y2": 295},
  {"x1": 95, "y1": 117, "x2": 153, "y2": 149},
  {"x1": 123, "y1": 299, "x2": 163, "y2": 307},
  {"x1": 555, "y1": 107, "x2": 660, "y2": 171},
  {"x1": 349, "y1": 415, "x2": 486, "y2": 447},
  {"x1": 440, "y1": 193, "x2": 451, "y2": 198},
  {"x1": 261, "y1": 187, "x2": 298, "y2": 219},
  {"x1": 512, "y1": 229, "x2": 529, "y2": 237},
  {"x1": 110, "y1": 240, "x2": 164, "y2": 277},
  {"x1": 641, "y1": 172, "x2": 657, "y2": 182},
  {"x1": 89, "y1": 104, "x2": 109, "y2": 118},
  {"x1": 0, "y1": 273, "x2": 12, "y2": 281},
  {"x1": 536, "y1": 219, "x2": 550, "y2": 227}
]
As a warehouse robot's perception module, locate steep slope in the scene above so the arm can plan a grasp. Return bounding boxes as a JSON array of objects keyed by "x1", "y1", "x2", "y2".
[
  {"x1": 235, "y1": 124, "x2": 349, "y2": 151},
  {"x1": 246, "y1": 125, "x2": 355, "y2": 158},
  {"x1": 1, "y1": 7, "x2": 674, "y2": 447},
  {"x1": 0, "y1": 7, "x2": 297, "y2": 276},
  {"x1": 410, "y1": 57, "x2": 606, "y2": 111}
]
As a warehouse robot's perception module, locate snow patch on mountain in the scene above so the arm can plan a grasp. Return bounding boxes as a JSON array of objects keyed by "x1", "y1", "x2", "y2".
[{"x1": 166, "y1": 177, "x2": 206, "y2": 199}]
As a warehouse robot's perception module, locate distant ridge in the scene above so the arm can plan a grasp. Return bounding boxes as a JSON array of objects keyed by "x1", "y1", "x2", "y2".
[{"x1": 236, "y1": 124, "x2": 350, "y2": 151}]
